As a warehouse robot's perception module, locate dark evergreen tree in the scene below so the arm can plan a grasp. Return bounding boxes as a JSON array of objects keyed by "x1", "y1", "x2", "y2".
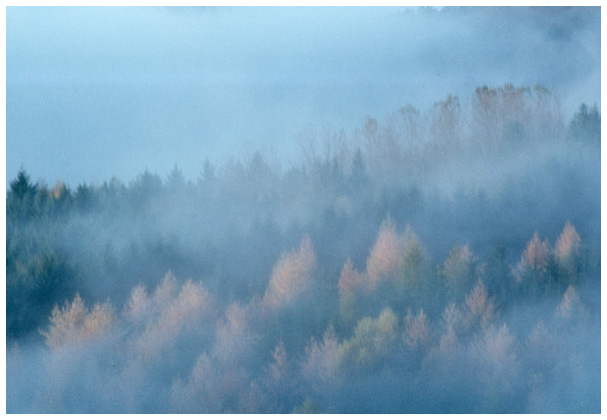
[
  {"x1": 166, "y1": 163, "x2": 186, "y2": 191},
  {"x1": 567, "y1": 103, "x2": 600, "y2": 145},
  {"x1": 349, "y1": 148, "x2": 368, "y2": 191},
  {"x1": 7, "y1": 169, "x2": 39, "y2": 222}
]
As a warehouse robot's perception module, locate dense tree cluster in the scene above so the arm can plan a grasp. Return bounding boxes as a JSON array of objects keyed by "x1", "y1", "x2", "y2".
[{"x1": 6, "y1": 86, "x2": 600, "y2": 413}]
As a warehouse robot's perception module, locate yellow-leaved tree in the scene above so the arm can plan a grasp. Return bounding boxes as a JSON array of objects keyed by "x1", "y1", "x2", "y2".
[{"x1": 263, "y1": 236, "x2": 317, "y2": 309}]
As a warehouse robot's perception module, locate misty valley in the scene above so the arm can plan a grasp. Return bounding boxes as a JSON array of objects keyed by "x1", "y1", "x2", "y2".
[{"x1": 6, "y1": 85, "x2": 601, "y2": 413}]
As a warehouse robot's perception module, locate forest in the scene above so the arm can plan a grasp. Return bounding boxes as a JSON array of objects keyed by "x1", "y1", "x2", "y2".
[{"x1": 6, "y1": 85, "x2": 601, "y2": 413}]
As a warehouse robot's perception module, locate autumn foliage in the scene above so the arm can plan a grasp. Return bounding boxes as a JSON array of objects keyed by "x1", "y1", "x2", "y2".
[{"x1": 7, "y1": 85, "x2": 600, "y2": 413}]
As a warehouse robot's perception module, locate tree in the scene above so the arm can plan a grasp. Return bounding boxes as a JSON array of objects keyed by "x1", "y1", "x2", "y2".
[
  {"x1": 8, "y1": 169, "x2": 37, "y2": 201},
  {"x1": 470, "y1": 323, "x2": 519, "y2": 412},
  {"x1": 366, "y1": 216, "x2": 403, "y2": 286},
  {"x1": 302, "y1": 326, "x2": 340, "y2": 391},
  {"x1": 397, "y1": 228, "x2": 427, "y2": 295},
  {"x1": 338, "y1": 258, "x2": 367, "y2": 298},
  {"x1": 442, "y1": 244, "x2": 476, "y2": 302},
  {"x1": 348, "y1": 148, "x2": 368, "y2": 190},
  {"x1": 7, "y1": 250, "x2": 77, "y2": 341},
  {"x1": 404, "y1": 308, "x2": 432, "y2": 349},
  {"x1": 337, "y1": 258, "x2": 367, "y2": 325},
  {"x1": 129, "y1": 169, "x2": 162, "y2": 211},
  {"x1": 439, "y1": 302, "x2": 463, "y2": 351},
  {"x1": 470, "y1": 84, "x2": 560, "y2": 157},
  {"x1": 40, "y1": 294, "x2": 115, "y2": 349},
  {"x1": 554, "y1": 285, "x2": 586, "y2": 321},
  {"x1": 482, "y1": 245, "x2": 513, "y2": 309},
  {"x1": 428, "y1": 94, "x2": 461, "y2": 158},
  {"x1": 203, "y1": 158, "x2": 215, "y2": 182},
  {"x1": 263, "y1": 236, "x2": 317, "y2": 308},
  {"x1": 268, "y1": 341, "x2": 288, "y2": 383},
  {"x1": 7, "y1": 169, "x2": 39, "y2": 221},
  {"x1": 170, "y1": 352, "x2": 222, "y2": 413},
  {"x1": 464, "y1": 280, "x2": 496, "y2": 331},
  {"x1": 361, "y1": 115, "x2": 404, "y2": 180},
  {"x1": 74, "y1": 183, "x2": 96, "y2": 213},
  {"x1": 514, "y1": 231, "x2": 554, "y2": 298},
  {"x1": 554, "y1": 221, "x2": 581, "y2": 286},
  {"x1": 337, "y1": 308, "x2": 399, "y2": 372},
  {"x1": 567, "y1": 103, "x2": 600, "y2": 145},
  {"x1": 121, "y1": 272, "x2": 218, "y2": 371},
  {"x1": 166, "y1": 164, "x2": 186, "y2": 191}
]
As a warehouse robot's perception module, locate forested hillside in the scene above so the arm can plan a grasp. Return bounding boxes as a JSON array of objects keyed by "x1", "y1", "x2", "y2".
[{"x1": 6, "y1": 85, "x2": 601, "y2": 413}]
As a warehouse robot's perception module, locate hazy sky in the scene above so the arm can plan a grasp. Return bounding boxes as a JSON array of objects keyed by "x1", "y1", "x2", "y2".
[{"x1": 6, "y1": 6, "x2": 601, "y2": 186}]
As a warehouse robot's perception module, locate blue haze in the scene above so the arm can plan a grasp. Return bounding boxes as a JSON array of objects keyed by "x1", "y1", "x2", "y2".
[{"x1": 6, "y1": 6, "x2": 601, "y2": 186}]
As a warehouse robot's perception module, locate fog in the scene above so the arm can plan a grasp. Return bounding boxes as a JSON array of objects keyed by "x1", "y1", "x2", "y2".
[
  {"x1": 5, "y1": 6, "x2": 601, "y2": 414},
  {"x1": 7, "y1": 6, "x2": 600, "y2": 186}
]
